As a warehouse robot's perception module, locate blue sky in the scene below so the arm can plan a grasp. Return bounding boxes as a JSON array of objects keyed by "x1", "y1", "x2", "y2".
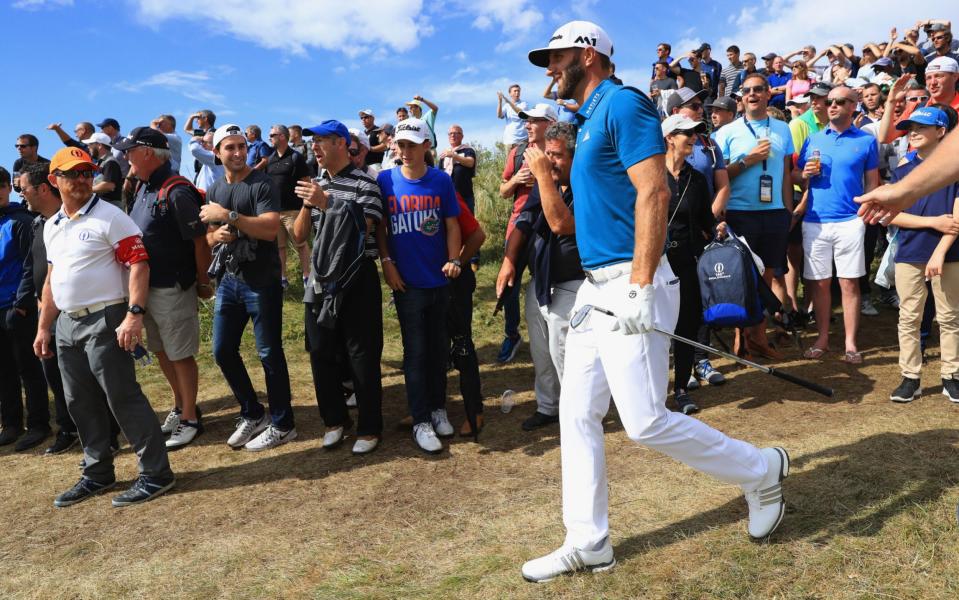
[{"x1": 1, "y1": 0, "x2": 952, "y2": 189}]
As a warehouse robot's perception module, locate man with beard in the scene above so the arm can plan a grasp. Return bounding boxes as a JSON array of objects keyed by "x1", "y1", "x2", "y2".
[
  {"x1": 520, "y1": 21, "x2": 789, "y2": 583},
  {"x1": 82, "y1": 133, "x2": 124, "y2": 209}
]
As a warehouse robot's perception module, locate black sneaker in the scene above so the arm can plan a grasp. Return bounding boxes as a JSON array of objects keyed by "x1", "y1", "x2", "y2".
[
  {"x1": 54, "y1": 477, "x2": 116, "y2": 508},
  {"x1": 942, "y1": 378, "x2": 959, "y2": 403},
  {"x1": 890, "y1": 378, "x2": 921, "y2": 403},
  {"x1": 45, "y1": 430, "x2": 80, "y2": 455},
  {"x1": 674, "y1": 392, "x2": 700, "y2": 415},
  {"x1": 522, "y1": 411, "x2": 559, "y2": 431},
  {"x1": 0, "y1": 427, "x2": 22, "y2": 446},
  {"x1": 112, "y1": 476, "x2": 175, "y2": 507},
  {"x1": 15, "y1": 427, "x2": 51, "y2": 452}
]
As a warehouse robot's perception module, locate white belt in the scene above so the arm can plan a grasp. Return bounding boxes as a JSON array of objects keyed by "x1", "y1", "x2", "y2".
[
  {"x1": 584, "y1": 262, "x2": 631, "y2": 284},
  {"x1": 66, "y1": 298, "x2": 127, "y2": 319}
]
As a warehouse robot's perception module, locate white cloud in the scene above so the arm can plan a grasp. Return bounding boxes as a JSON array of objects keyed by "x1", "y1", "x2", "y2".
[
  {"x1": 12, "y1": 0, "x2": 71, "y2": 9},
  {"x1": 114, "y1": 70, "x2": 227, "y2": 106},
  {"x1": 130, "y1": 0, "x2": 428, "y2": 58},
  {"x1": 457, "y1": 0, "x2": 544, "y2": 51}
]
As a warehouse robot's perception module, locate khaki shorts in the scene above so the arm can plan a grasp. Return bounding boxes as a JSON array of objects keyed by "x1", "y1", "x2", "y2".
[
  {"x1": 279, "y1": 210, "x2": 307, "y2": 249},
  {"x1": 143, "y1": 284, "x2": 200, "y2": 361}
]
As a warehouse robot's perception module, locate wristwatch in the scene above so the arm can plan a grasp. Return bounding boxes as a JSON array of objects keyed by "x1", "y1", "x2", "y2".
[
  {"x1": 228, "y1": 210, "x2": 239, "y2": 223},
  {"x1": 447, "y1": 258, "x2": 462, "y2": 267},
  {"x1": 737, "y1": 158, "x2": 747, "y2": 171},
  {"x1": 128, "y1": 304, "x2": 146, "y2": 315}
]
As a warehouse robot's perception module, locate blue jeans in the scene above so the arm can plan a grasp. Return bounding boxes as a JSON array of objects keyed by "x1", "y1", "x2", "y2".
[
  {"x1": 394, "y1": 286, "x2": 449, "y2": 426},
  {"x1": 212, "y1": 274, "x2": 293, "y2": 429}
]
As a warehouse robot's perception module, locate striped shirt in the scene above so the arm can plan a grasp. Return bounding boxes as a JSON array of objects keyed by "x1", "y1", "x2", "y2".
[{"x1": 720, "y1": 62, "x2": 743, "y2": 95}]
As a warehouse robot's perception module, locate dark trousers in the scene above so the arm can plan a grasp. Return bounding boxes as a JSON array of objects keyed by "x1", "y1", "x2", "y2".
[
  {"x1": 448, "y1": 266, "x2": 483, "y2": 415},
  {"x1": 860, "y1": 222, "x2": 881, "y2": 295},
  {"x1": 57, "y1": 304, "x2": 172, "y2": 482},
  {"x1": 668, "y1": 258, "x2": 702, "y2": 394},
  {"x1": 305, "y1": 259, "x2": 383, "y2": 436},
  {"x1": 212, "y1": 274, "x2": 294, "y2": 430},
  {"x1": 42, "y1": 331, "x2": 75, "y2": 433},
  {"x1": 394, "y1": 285, "x2": 450, "y2": 425},
  {"x1": 0, "y1": 306, "x2": 49, "y2": 431},
  {"x1": 503, "y1": 276, "x2": 521, "y2": 339}
]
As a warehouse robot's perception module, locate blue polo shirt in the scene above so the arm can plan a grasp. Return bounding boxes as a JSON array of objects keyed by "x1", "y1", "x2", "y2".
[
  {"x1": 571, "y1": 80, "x2": 666, "y2": 270},
  {"x1": 767, "y1": 72, "x2": 792, "y2": 108},
  {"x1": 714, "y1": 116, "x2": 794, "y2": 212},
  {"x1": 891, "y1": 156, "x2": 959, "y2": 264},
  {"x1": 686, "y1": 137, "x2": 727, "y2": 199},
  {"x1": 798, "y1": 125, "x2": 879, "y2": 224}
]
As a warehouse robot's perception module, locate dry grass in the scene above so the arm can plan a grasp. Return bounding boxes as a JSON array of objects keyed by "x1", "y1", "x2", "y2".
[{"x1": 1, "y1": 272, "x2": 959, "y2": 600}]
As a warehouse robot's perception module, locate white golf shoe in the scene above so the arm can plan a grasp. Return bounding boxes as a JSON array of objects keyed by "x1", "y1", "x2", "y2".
[
  {"x1": 521, "y1": 538, "x2": 615, "y2": 583},
  {"x1": 744, "y1": 446, "x2": 790, "y2": 539}
]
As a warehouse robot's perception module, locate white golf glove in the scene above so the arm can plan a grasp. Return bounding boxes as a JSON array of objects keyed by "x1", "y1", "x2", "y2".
[{"x1": 616, "y1": 283, "x2": 655, "y2": 335}]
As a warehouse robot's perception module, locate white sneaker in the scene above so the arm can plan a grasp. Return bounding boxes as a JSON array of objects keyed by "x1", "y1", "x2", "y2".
[
  {"x1": 345, "y1": 393, "x2": 357, "y2": 408},
  {"x1": 521, "y1": 539, "x2": 616, "y2": 583},
  {"x1": 322, "y1": 426, "x2": 346, "y2": 449},
  {"x1": 245, "y1": 425, "x2": 297, "y2": 451},
  {"x1": 226, "y1": 414, "x2": 269, "y2": 449},
  {"x1": 861, "y1": 298, "x2": 879, "y2": 316},
  {"x1": 352, "y1": 437, "x2": 379, "y2": 455},
  {"x1": 165, "y1": 421, "x2": 200, "y2": 449},
  {"x1": 431, "y1": 408, "x2": 454, "y2": 438},
  {"x1": 160, "y1": 408, "x2": 181, "y2": 435},
  {"x1": 744, "y1": 447, "x2": 790, "y2": 539},
  {"x1": 413, "y1": 422, "x2": 443, "y2": 454}
]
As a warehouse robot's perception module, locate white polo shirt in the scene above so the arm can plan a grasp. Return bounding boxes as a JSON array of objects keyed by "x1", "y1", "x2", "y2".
[{"x1": 44, "y1": 195, "x2": 142, "y2": 312}]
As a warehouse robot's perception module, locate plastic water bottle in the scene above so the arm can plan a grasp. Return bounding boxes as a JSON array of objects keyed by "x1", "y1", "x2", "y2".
[{"x1": 500, "y1": 390, "x2": 515, "y2": 414}]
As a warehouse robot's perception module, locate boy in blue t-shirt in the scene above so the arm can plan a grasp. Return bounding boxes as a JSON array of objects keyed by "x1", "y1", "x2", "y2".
[
  {"x1": 885, "y1": 107, "x2": 959, "y2": 403},
  {"x1": 376, "y1": 118, "x2": 462, "y2": 454}
]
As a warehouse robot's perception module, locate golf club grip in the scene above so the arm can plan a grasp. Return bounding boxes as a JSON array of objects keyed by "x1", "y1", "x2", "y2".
[{"x1": 768, "y1": 367, "x2": 834, "y2": 397}]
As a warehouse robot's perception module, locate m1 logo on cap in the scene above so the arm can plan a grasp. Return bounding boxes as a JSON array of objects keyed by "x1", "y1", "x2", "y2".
[
  {"x1": 575, "y1": 35, "x2": 597, "y2": 46},
  {"x1": 550, "y1": 34, "x2": 563, "y2": 42}
]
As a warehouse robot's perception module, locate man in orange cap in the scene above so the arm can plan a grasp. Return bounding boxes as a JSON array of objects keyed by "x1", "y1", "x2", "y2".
[{"x1": 35, "y1": 147, "x2": 175, "y2": 508}]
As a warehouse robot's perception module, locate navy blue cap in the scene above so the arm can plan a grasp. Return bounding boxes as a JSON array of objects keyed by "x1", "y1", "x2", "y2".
[
  {"x1": 112, "y1": 126, "x2": 169, "y2": 151},
  {"x1": 896, "y1": 107, "x2": 949, "y2": 131},
  {"x1": 97, "y1": 118, "x2": 120, "y2": 129},
  {"x1": 303, "y1": 120, "x2": 350, "y2": 143}
]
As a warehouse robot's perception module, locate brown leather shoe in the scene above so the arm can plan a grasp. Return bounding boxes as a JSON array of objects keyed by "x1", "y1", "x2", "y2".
[{"x1": 459, "y1": 414, "x2": 484, "y2": 437}]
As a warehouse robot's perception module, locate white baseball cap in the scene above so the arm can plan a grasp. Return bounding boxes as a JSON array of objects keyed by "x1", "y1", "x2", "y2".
[
  {"x1": 358, "y1": 109, "x2": 375, "y2": 117},
  {"x1": 393, "y1": 118, "x2": 429, "y2": 144},
  {"x1": 212, "y1": 123, "x2": 245, "y2": 149},
  {"x1": 927, "y1": 56, "x2": 959, "y2": 74},
  {"x1": 661, "y1": 114, "x2": 707, "y2": 137},
  {"x1": 81, "y1": 132, "x2": 112, "y2": 147},
  {"x1": 786, "y1": 95, "x2": 810, "y2": 106},
  {"x1": 348, "y1": 127, "x2": 371, "y2": 150},
  {"x1": 528, "y1": 20, "x2": 613, "y2": 68},
  {"x1": 518, "y1": 103, "x2": 559, "y2": 121}
]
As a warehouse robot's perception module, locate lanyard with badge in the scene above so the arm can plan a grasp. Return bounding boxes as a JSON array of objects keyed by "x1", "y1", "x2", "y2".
[{"x1": 743, "y1": 117, "x2": 774, "y2": 204}]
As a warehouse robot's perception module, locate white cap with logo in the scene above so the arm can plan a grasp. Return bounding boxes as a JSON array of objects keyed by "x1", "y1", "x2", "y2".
[
  {"x1": 81, "y1": 132, "x2": 113, "y2": 147},
  {"x1": 393, "y1": 118, "x2": 430, "y2": 144},
  {"x1": 927, "y1": 56, "x2": 959, "y2": 74},
  {"x1": 212, "y1": 123, "x2": 245, "y2": 149},
  {"x1": 528, "y1": 20, "x2": 613, "y2": 68},
  {"x1": 518, "y1": 103, "x2": 559, "y2": 121}
]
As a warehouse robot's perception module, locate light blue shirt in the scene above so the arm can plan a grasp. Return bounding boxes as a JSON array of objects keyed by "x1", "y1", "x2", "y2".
[
  {"x1": 500, "y1": 100, "x2": 529, "y2": 145},
  {"x1": 714, "y1": 116, "x2": 794, "y2": 211},
  {"x1": 571, "y1": 80, "x2": 665, "y2": 270},
  {"x1": 189, "y1": 139, "x2": 225, "y2": 191}
]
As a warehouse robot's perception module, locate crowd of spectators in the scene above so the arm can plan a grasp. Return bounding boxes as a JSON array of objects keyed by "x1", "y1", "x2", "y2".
[{"x1": 0, "y1": 17, "x2": 957, "y2": 508}]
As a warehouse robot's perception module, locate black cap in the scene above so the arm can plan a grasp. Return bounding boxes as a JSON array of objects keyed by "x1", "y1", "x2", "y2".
[
  {"x1": 761, "y1": 52, "x2": 777, "y2": 61},
  {"x1": 112, "y1": 126, "x2": 170, "y2": 151},
  {"x1": 697, "y1": 43, "x2": 711, "y2": 53},
  {"x1": 97, "y1": 118, "x2": 120, "y2": 130},
  {"x1": 707, "y1": 96, "x2": 737, "y2": 112},
  {"x1": 808, "y1": 82, "x2": 834, "y2": 97}
]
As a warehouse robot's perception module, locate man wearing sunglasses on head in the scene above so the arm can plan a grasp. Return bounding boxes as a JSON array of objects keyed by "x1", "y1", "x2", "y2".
[
  {"x1": 35, "y1": 147, "x2": 175, "y2": 507},
  {"x1": 794, "y1": 86, "x2": 880, "y2": 365}
]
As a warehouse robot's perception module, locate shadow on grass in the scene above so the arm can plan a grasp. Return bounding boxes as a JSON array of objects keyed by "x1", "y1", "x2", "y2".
[{"x1": 615, "y1": 428, "x2": 959, "y2": 561}]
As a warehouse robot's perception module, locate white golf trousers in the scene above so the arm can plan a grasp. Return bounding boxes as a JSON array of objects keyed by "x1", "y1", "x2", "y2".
[{"x1": 560, "y1": 258, "x2": 768, "y2": 550}]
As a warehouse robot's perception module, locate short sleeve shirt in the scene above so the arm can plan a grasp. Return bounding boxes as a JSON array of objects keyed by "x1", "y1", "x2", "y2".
[
  {"x1": 501, "y1": 101, "x2": 529, "y2": 146},
  {"x1": 798, "y1": 125, "x2": 879, "y2": 223},
  {"x1": 129, "y1": 163, "x2": 207, "y2": 288},
  {"x1": 685, "y1": 137, "x2": 727, "y2": 199},
  {"x1": 892, "y1": 156, "x2": 959, "y2": 264},
  {"x1": 714, "y1": 116, "x2": 795, "y2": 212},
  {"x1": 439, "y1": 146, "x2": 477, "y2": 204},
  {"x1": 571, "y1": 80, "x2": 666, "y2": 270},
  {"x1": 267, "y1": 147, "x2": 312, "y2": 211},
  {"x1": 95, "y1": 156, "x2": 124, "y2": 208},
  {"x1": 205, "y1": 169, "x2": 281, "y2": 288},
  {"x1": 378, "y1": 166, "x2": 460, "y2": 289},
  {"x1": 44, "y1": 196, "x2": 143, "y2": 312},
  {"x1": 502, "y1": 145, "x2": 533, "y2": 241},
  {"x1": 246, "y1": 140, "x2": 272, "y2": 167}
]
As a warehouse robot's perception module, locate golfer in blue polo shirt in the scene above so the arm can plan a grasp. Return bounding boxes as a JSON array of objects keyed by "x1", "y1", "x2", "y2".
[{"x1": 519, "y1": 21, "x2": 790, "y2": 584}]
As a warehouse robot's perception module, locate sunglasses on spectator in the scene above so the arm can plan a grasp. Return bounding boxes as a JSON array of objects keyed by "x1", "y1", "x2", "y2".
[
  {"x1": 932, "y1": 35, "x2": 948, "y2": 41},
  {"x1": 907, "y1": 96, "x2": 929, "y2": 103},
  {"x1": 740, "y1": 85, "x2": 767, "y2": 94},
  {"x1": 54, "y1": 169, "x2": 95, "y2": 179},
  {"x1": 268, "y1": 133, "x2": 284, "y2": 138},
  {"x1": 348, "y1": 148, "x2": 360, "y2": 156},
  {"x1": 825, "y1": 98, "x2": 853, "y2": 107},
  {"x1": 14, "y1": 143, "x2": 35, "y2": 149}
]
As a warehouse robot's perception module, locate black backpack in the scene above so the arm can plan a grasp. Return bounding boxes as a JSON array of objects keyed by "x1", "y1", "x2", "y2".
[{"x1": 310, "y1": 192, "x2": 367, "y2": 328}]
